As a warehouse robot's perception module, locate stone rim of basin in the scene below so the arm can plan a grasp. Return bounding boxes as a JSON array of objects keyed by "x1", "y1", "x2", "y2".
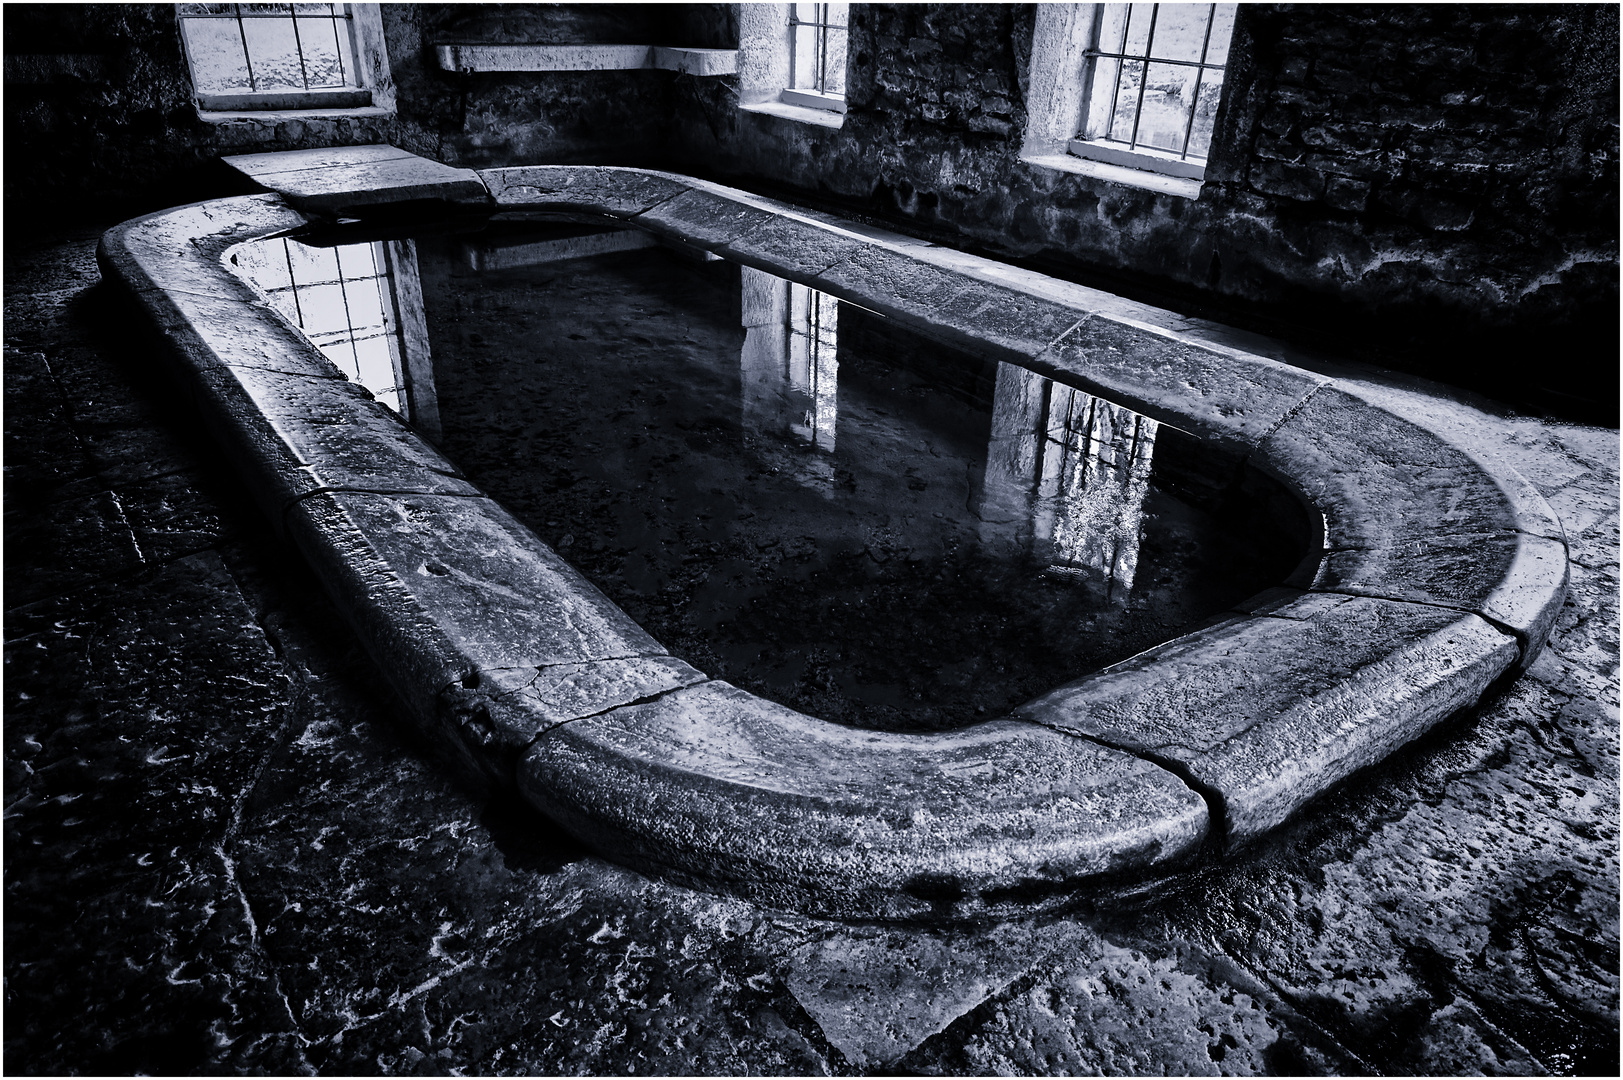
[{"x1": 97, "y1": 164, "x2": 1568, "y2": 922}]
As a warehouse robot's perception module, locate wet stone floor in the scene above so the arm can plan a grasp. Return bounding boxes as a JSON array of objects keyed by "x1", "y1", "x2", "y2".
[{"x1": 5, "y1": 219, "x2": 1619, "y2": 1074}]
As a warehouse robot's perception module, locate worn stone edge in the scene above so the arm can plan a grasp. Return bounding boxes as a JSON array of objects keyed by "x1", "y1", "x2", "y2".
[{"x1": 97, "y1": 166, "x2": 1567, "y2": 915}]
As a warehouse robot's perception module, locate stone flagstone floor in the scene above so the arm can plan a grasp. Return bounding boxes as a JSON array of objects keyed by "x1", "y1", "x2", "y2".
[{"x1": 5, "y1": 217, "x2": 1618, "y2": 1075}]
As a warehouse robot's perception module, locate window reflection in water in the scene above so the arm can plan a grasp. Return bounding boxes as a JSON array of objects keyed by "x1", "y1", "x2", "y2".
[
  {"x1": 981, "y1": 363, "x2": 1158, "y2": 602},
  {"x1": 739, "y1": 266, "x2": 839, "y2": 453},
  {"x1": 232, "y1": 236, "x2": 441, "y2": 440}
]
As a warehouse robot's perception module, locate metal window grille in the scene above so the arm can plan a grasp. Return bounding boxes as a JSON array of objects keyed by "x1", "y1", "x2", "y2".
[
  {"x1": 176, "y1": 3, "x2": 358, "y2": 97},
  {"x1": 788, "y1": 2, "x2": 849, "y2": 98},
  {"x1": 1081, "y1": 3, "x2": 1236, "y2": 163}
]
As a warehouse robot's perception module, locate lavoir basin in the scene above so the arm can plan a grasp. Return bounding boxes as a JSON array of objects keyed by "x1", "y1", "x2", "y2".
[{"x1": 100, "y1": 165, "x2": 1570, "y2": 921}]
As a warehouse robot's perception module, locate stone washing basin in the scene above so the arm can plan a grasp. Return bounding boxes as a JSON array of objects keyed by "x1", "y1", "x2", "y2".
[{"x1": 99, "y1": 166, "x2": 1569, "y2": 921}]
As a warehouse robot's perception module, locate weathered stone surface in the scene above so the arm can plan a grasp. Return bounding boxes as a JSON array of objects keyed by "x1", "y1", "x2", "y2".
[
  {"x1": 1018, "y1": 594, "x2": 1521, "y2": 840},
  {"x1": 193, "y1": 364, "x2": 478, "y2": 504},
  {"x1": 1036, "y1": 316, "x2": 1329, "y2": 451},
  {"x1": 919, "y1": 939, "x2": 1286, "y2": 1075},
  {"x1": 786, "y1": 919, "x2": 1099, "y2": 1068},
  {"x1": 480, "y1": 164, "x2": 690, "y2": 217},
  {"x1": 713, "y1": 213, "x2": 871, "y2": 280},
  {"x1": 3, "y1": 489, "x2": 143, "y2": 605},
  {"x1": 1315, "y1": 529, "x2": 1570, "y2": 661},
  {"x1": 815, "y1": 243, "x2": 1088, "y2": 364},
  {"x1": 521, "y1": 680, "x2": 1210, "y2": 920},
  {"x1": 223, "y1": 144, "x2": 417, "y2": 177},
  {"x1": 631, "y1": 187, "x2": 780, "y2": 248},
  {"x1": 1259, "y1": 384, "x2": 1553, "y2": 547},
  {"x1": 222, "y1": 146, "x2": 490, "y2": 216},
  {"x1": 98, "y1": 195, "x2": 306, "y2": 279},
  {"x1": 481, "y1": 655, "x2": 707, "y2": 733},
  {"x1": 146, "y1": 281, "x2": 349, "y2": 380}
]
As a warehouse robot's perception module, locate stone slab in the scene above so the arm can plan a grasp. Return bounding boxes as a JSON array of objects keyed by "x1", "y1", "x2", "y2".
[
  {"x1": 222, "y1": 144, "x2": 417, "y2": 177},
  {"x1": 520, "y1": 680, "x2": 1210, "y2": 920},
  {"x1": 1314, "y1": 529, "x2": 1570, "y2": 664},
  {"x1": 190, "y1": 365, "x2": 478, "y2": 511},
  {"x1": 1258, "y1": 384, "x2": 1552, "y2": 548},
  {"x1": 714, "y1": 214, "x2": 870, "y2": 282},
  {"x1": 1016, "y1": 593, "x2": 1520, "y2": 840},
  {"x1": 786, "y1": 919, "x2": 1099, "y2": 1068},
  {"x1": 631, "y1": 188, "x2": 781, "y2": 249},
  {"x1": 1035, "y1": 316, "x2": 1330, "y2": 451},
  {"x1": 481, "y1": 165, "x2": 690, "y2": 218},
  {"x1": 815, "y1": 244, "x2": 1090, "y2": 365},
  {"x1": 222, "y1": 147, "x2": 490, "y2": 217}
]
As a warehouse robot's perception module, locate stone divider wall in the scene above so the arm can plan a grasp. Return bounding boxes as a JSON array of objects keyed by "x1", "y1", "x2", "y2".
[{"x1": 98, "y1": 165, "x2": 1568, "y2": 921}]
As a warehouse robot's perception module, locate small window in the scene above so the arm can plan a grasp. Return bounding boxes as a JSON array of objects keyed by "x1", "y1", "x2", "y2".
[
  {"x1": 177, "y1": 3, "x2": 373, "y2": 111},
  {"x1": 781, "y1": 2, "x2": 849, "y2": 113},
  {"x1": 1069, "y1": 3, "x2": 1236, "y2": 180}
]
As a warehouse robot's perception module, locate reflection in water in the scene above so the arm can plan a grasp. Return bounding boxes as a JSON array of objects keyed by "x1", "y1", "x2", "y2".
[
  {"x1": 739, "y1": 266, "x2": 839, "y2": 452},
  {"x1": 232, "y1": 236, "x2": 441, "y2": 440},
  {"x1": 981, "y1": 363, "x2": 1158, "y2": 601},
  {"x1": 458, "y1": 228, "x2": 657, "y2": 271}
]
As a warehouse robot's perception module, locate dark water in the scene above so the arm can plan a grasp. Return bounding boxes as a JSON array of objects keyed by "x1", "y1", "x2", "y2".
[{"x1": 237, "y1": 217, "x2": 1305, "y2": 732}]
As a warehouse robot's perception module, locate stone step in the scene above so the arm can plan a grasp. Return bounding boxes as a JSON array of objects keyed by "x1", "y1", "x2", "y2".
[{"x1": 220, "y1": 144, "x2": 490, "y2": 219}]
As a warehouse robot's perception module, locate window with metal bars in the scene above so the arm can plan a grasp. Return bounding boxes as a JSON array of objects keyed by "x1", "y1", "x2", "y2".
[
  {"x1": 1069, "y1": 3, "x2": 1237, "y2": 180},
  {"x1": 176, "y1": 3, "x2": 371, "y2": 111},
  {"x1": 782, "y1": 2, "x2": 849, "y2": 113}
]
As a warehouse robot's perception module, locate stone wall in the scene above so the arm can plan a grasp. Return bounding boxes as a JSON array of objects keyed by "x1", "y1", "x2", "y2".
[
  {"x1": 3, "y1": 4, "x2": 391, "y2": 219},
  {"x1": 2, "y1": 3, "x2": 730, "y2": 215},
  {"x1": 6, "y1": 3, "x2": 1615, "y2": 413},
  {"x1": 668, "y1": 3, "x2": 1619, "y2": 415}
]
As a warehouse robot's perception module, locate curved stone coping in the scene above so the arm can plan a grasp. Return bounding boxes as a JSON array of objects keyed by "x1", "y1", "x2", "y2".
[{"x1": 97, "y1": 167, "x2": 1569, "y2": 921}]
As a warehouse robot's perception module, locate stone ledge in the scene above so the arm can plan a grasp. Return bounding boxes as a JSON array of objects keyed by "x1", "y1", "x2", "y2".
[
  {"x1": 99, "y1": 164, "x2": 1571, "y2": 919},
  {"x1": 519, "y1": 680, "x2": 1210, "y2": 921}
]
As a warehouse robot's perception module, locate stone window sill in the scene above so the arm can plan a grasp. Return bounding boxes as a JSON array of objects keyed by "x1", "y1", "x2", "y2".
[
  {"x1": 196, "y1": 104, "x2": 395, "y2": 124},
  {"x1": 739, "y1": 98, "x2": 846, "y2": 129},
  {"x1": 1021, "y1": 150, "x2": 1204, "y2": 199}
]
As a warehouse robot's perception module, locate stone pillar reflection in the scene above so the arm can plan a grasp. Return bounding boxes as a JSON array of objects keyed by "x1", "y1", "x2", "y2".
[
  {"x1": 980, "y1": 363, "x2": 1158, "y2": 600},
  {"x1": 738, "y1": 265, "x2": 838, "y2": 452}
]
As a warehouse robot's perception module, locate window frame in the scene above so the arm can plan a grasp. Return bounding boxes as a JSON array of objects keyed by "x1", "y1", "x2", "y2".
[
  {"x1": 738, "y1": 2, "x2": 848, "y2": 128},
  {"x1": 176, "y1": 2, "x2": 395, "y2": 119},
  {"x1": 1021, "y1": 3, "x2": 1237, "y2": 199},
  {"x1": 781, "y1": 3, "x2": 849, "y2": 115},
  {"x1": 1066, "y1": 3, "x2": 1234, "y2": 181}
]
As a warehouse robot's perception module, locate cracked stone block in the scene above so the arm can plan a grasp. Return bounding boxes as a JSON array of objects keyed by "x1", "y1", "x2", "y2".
[
  {"x1": 190, "y1": 365, "x2": 478, "y2": 515},
  {"x1": 1016, "y1": 593, "x2": 1520, "y2": 841},
  {"x1": 1314, "y1": 528, "x2": 1570, "y2": 662},
  {"x1": 1037, "y1": 316, "x2": 1329, "y2": 452},
  {"x1": 1259, "y1": 384, "x2": 1565, "y2": 547},
  {"x1": 283, "y1": 490, "x2": 675, "y2": 782},
  {"x1": 4, "y1": 489, "x2": 143, "y2": 605},
  {"x1": 520, "y1": 680, "x2": 1209, "y2": 920},
  {"x1": 480, "y1": 164, "x2": 691, "y2": 217},
  {"x1": 222, "y1": 146, "x2": 490, "y2": 217},
  {"x1": 785, "y1": 919, "x2": 1099, "y2": 1069},
  {"x1": 478, "y1": 656, "x2": 707, "y2": 737},
  {"x1": 631, "y1": 188, "x2": 782, "y2": 248},
  {"x1": 712, "y1": 213, "x2": 870, "y2": 281},
  {"x1": 816, "y1": 243, "x2": 1088, "y2": 365}
]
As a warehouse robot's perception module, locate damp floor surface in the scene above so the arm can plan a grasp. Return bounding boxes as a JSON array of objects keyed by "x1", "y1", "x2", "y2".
[{"x1": 5, "y1": 219, "x2": 1618, "y2": 1075}]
